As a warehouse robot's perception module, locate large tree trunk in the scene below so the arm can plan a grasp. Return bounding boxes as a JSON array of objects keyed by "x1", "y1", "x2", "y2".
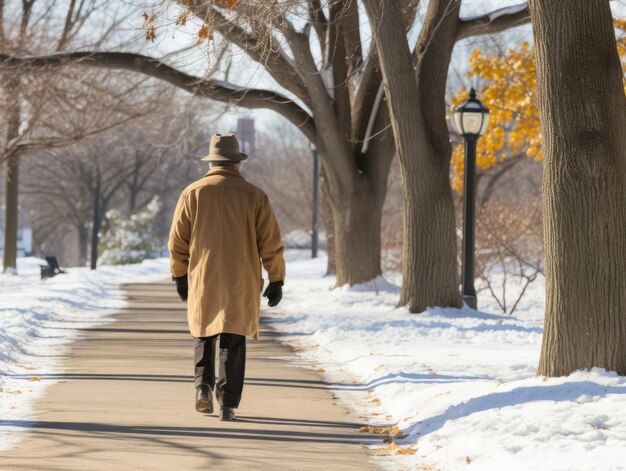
[
  {"x1": 363, "y1": 0, "x2": 461, "y2": 311},
  {"x1": 398, "y1": 160, "x2": 459, "y2": 311},
  {"x1": 320, "y1": 169, "x2": 336, "y2": 275},
  {"x1": 529, "y1": 0, "x2": 626, "y2": 376},
  {"x1": 320, "y1": 106, "x2": 394, "y2": 287},
  {"x1": 331, "y1": 177, "x2": 385, "y2": 286}
]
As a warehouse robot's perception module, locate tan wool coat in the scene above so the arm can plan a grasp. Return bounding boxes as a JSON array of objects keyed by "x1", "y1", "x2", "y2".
[{"x1": 168, "y1": 166, "x2": 285, "y2": 339}]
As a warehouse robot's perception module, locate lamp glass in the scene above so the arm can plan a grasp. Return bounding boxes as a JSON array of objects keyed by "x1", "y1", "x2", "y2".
[
  {"x1": 462, "y1": 112, "x2": 483, "y2": 135},
  {"x1": 452, "y1": 88, "x2": 490, "y2": 136}
]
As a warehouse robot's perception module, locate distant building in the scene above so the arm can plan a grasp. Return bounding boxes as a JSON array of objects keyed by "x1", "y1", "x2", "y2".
[{"x1": 236, "y1": 118, "x2": 255, "y2": 157}]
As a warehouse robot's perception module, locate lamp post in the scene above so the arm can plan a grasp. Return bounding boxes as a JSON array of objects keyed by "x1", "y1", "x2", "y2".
[
  {"x1": 310, "y1": 144, "x2": 320, "y2": 259},
  {"x1": 452, "y1": 88, "x2": 490, "y2": 309},
  {"x1": 90, "y1": 172, "x2": 101, "y2": 270}
]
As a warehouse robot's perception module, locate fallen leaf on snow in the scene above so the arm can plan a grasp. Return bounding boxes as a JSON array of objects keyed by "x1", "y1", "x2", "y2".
[{"x1": 358, "y1": 425, "x2": 400, "y2": 435}]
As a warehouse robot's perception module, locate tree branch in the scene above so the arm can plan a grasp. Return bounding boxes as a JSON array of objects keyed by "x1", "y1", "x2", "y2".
[
  {"x1": 455, "y1": 3, "x2": 530, "y2": 42},
  {"x1": 308, "y1": 0, "x2": 327, "y2": 53},
  {"x1": 351, "y1": 49, "x2": 381, "y2": 144},
  {"x1": 327, "y1": 1, "x2": 352, "y2": 139},
  {"x1": 0, "y1": 52, "x2": 317, "y2": 143},
  {"x1": 342, "y1": 0, "x2": 363, "y2": 76},
  {"x1": 182, "y1": 0, "x2": 311, "y2": 107},
  {"x1": 353, "y1": 0, "x2": 419, "y2": 144}
]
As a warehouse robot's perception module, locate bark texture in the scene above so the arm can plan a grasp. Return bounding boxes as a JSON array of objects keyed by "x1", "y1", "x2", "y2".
[
  {"x1": 529, "y1": 0, "x2": 626, "y2": 376},
  {"x1": 332, "y1": 178, "x2": 385, "y2": 286},
  {"x1": 320, "y1": 168, "x2": 336, "y2": 275},
  {"x1": 364, "y1": 0, "x2": 461, "y2": 311}
]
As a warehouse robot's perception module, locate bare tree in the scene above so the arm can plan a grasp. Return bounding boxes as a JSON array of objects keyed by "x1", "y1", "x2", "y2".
[
  {"x1": 22, "y1": 92, "x2": 213, "y2": 266},
  {"x1": 528, "y1": 0, "x2": 626, "y2": 376},
  {"x1": 0, "y1": 0, "x2": 143, "y2": 272}
]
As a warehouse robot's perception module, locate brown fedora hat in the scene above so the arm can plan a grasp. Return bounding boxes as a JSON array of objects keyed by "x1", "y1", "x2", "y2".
[{"x1": 201, "y1": 133, "x2": 248, "y2": 162}]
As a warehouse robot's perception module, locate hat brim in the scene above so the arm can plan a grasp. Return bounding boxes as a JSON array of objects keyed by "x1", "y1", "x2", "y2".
[{"x1": 201, "y1": 152, "x2": 248, "y2": 162}]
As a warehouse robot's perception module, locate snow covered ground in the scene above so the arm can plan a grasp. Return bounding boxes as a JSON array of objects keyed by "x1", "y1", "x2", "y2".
[
  {"x1": 269, "y1": 252, "x2": 626, "y2": 471},
  {"x1": 0, "y1": 257, "x2": 170, "y2": 450},
  {"x1": 2, "y1": 253, "x2": 624, "y2": 470}
]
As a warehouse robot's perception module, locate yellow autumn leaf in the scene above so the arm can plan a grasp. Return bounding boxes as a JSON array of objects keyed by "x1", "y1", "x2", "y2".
[
  {"x1": 145, "y1": 25, "x2": 156, "y2": 42},
  {"x1": 217, "y1": 0, "x2": 238, "y2": 9},
  {"x1": 197, "y1": 24, "x2": 213, "y2": 44},
  {"x1": 358, "y1": 425, "x2": 400, "y2": 435},
  {"x1": 176, "y1": 11, "x2": 189, "y2": 26},
  {"x1": 142, "y1": 11, "x2": 158, "y2": 27}
]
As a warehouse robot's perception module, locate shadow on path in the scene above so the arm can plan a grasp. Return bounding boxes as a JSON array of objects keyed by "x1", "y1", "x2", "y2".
[{"x1": 1, "y1": 420, "x2": 373, "y2": 446}]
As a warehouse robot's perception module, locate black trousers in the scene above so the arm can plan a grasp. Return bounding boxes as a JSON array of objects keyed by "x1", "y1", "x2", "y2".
[{"x1": 194, "y1": 333, "x2": 246, "y2": 409}]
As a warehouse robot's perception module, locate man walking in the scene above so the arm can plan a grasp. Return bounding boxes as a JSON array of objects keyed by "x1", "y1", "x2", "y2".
[{"x1": 168, "y1": 133, "x2": 285, "y2": 421}]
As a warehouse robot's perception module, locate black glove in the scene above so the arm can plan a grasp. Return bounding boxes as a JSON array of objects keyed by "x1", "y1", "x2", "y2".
[
  {"x1": 263, "y1": 280, "x2": 283, "y2": 307},
  {"x1": 173, "y1": 274, "x2": 188, "y2": 302}
]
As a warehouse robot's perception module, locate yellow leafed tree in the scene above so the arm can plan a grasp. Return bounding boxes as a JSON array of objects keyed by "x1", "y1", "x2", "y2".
[
  {"x1": 450, "y1": 41, "x2": 539, "y2": 193},
  {"x1": 451, "y1": 21, "x2": 626, "y2": 193}
]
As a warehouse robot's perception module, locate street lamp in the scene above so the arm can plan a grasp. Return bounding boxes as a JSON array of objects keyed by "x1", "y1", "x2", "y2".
[
  {"x1": 452, "y1": 88, "x2": 490, "y2": 309},
  {"x1": 310, "y1": 144, "x2": 320, "y2": 259}
]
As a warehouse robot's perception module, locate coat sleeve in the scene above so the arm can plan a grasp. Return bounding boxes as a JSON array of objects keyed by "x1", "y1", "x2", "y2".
[
  {"x1": 168, "y1": 191, "x2": 192, "y2": 277},
  {"x1": 256, "y1": 193, "x2": 286, "y2": 283}
]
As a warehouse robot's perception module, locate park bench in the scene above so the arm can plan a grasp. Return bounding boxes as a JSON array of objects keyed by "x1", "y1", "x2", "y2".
[{"x1": 40, "y1": 256, "x2": 66, "y2": 280}]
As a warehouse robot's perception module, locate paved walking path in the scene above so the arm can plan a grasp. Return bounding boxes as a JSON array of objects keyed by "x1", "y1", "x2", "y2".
[{"x1": 0, "y1": 282, "x2": 377, "y2": 470}]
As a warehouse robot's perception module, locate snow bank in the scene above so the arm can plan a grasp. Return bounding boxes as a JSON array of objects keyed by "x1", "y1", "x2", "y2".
[
  {"x1": 0, "y1": 257, "x2": 169, "y2": 450},
  {"x1": 269, "y1": 254, "x2": 626, "y2": 470}
]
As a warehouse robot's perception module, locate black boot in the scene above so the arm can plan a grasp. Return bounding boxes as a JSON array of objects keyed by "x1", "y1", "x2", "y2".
[
  {"x1": 195, "y1": 385, "x2": 213, "y2": 414},
  {"x1": 219, "y1": 407, "x2": 236, "y2": 421}
]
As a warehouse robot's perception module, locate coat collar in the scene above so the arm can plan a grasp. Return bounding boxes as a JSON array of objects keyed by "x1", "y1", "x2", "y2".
[{"x1": 205, "y1": 166, "x2": 244, "y2": 179}]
